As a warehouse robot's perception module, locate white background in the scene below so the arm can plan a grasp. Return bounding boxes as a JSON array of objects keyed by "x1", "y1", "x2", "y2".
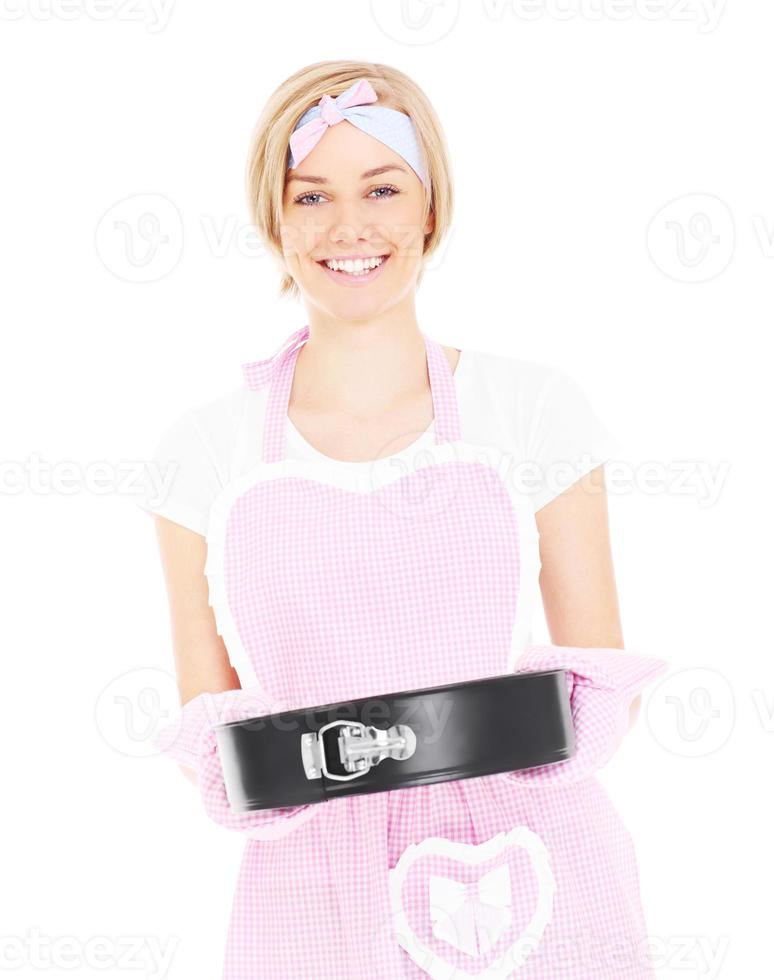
[{"x1": 1, "y1": 2, "x2": 771, "y2": 978}]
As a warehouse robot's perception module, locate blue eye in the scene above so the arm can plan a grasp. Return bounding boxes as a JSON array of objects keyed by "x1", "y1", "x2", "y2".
[
  {"x1": 369, "y1": 184, "x2": 400, "y2": 199},
  {"x1": 293, "y1": 184, "x2": 400, "y2": 207},
  {"x1": 294, "y1": 192, "x2": 323, "y2": 207}
]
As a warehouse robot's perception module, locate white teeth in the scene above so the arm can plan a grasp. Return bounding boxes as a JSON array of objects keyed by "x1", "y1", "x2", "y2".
[{"x1": 323, "y1": 255, "x2": 385, "y2": 274}]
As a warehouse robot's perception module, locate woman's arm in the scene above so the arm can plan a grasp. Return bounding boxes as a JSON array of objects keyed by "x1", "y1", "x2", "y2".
[
  {"x1": 535, "y1": 464, "x2": 642, "y2": 729},
  {"x1": 150, "y1": 514, "x2": 317, "y2": 837},
  {"x1": 153, "y1": 513, "x2": 241, "y2": 781}
]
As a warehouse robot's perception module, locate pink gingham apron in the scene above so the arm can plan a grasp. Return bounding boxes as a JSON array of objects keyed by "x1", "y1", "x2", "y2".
[{"x1": 153, "y1": 325, "x2": 669, "y2": 980}]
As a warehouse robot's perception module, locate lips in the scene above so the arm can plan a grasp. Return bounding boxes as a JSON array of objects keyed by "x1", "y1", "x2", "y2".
[
  {"x1": 317, "y1": 253, "x2": 388, "y2": 267},
  {"x1": 316, "y1": 252, "x2": 392, "y2": 286}
]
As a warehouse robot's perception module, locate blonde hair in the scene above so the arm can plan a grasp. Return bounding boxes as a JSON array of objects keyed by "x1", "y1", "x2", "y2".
[{"x1": 245, "y1": 60, "x2": 454, "y2": 300}]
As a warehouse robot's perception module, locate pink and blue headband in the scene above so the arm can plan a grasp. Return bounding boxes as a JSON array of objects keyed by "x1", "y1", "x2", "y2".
[{"x1": 287, "y1": 77, "x2": 429, "y2": 189}]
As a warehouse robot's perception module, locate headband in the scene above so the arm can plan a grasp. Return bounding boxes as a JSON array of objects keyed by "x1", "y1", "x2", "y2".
[{"x1": 287, "y1": 77, "x2": 429, "y2": 189}]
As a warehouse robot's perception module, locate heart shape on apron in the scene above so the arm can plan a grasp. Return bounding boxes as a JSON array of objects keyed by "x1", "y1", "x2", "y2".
[{"x1": 388, "y1": 825, "x2": 555, "y2": 979}]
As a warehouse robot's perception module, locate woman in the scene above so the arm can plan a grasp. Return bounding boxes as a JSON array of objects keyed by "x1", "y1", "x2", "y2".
[{"x1": 140, "y1": 60, "x2": 668, "y2": 980}]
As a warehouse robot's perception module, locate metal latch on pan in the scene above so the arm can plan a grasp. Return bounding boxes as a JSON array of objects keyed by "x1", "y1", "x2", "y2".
[{"x1": 301, "y1": 720, "x2": 417, "y2": 782}]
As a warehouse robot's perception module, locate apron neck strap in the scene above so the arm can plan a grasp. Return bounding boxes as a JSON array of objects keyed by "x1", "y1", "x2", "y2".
[
  {"x1": 423, "y1": 330, "x2": 462, "y2": 445},
  {"x1": 261, "y1": 329, "x2": 461, "y2": 464}
]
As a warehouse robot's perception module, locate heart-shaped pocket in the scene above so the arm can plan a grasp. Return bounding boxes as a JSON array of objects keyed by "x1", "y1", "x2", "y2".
[{"x1": 388, "y1": 825, "x2": 555, "y2": 979}]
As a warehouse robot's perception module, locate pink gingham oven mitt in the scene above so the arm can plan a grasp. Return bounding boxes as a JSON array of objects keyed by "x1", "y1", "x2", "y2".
[
  {"x1": 507, "y1": 644, "x2": 669, "y2": 785},
  {"x1": 152, "y1": 686, "x2": 317, "y2": 840}
]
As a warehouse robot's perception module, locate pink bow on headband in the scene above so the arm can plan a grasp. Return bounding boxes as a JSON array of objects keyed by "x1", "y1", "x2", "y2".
[{"x1": 288, "y1": 79, "x2": 378, "y2": 170}]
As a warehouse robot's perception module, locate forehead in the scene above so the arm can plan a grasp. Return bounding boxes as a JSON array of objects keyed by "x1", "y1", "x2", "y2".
[{"x1": 286, "y1": 120, "x2": 411, "y2": 186}]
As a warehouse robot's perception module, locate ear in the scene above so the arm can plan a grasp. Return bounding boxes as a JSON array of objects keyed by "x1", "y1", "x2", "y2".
[{"x1": 424, "y1": 209, "x2": 435, "y2": 238}]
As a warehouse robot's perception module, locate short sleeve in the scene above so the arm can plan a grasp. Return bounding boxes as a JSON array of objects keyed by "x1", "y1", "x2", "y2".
[
  {"x1": 133, "y1": 408, "x2": 225, "y2": 536},
  {"x1": 526, "y1": 367, "x2": 623, "y2": 512}
]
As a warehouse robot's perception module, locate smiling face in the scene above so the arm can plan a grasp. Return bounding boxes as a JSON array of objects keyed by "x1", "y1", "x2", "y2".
[{"x1": 280, "y1": 119, "x2": 434, "y2": 321}]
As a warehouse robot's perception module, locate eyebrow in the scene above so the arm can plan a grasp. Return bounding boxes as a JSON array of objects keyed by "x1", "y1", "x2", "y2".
[{"x1": 285, "y1": 164, "x2": 409, "y2": 185}]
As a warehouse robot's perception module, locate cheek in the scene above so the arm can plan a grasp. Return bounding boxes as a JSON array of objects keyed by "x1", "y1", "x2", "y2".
[
  {"x1": 383, "y1": 205, "x2": 429, "y2": 257},
  {"x1": 280, "y1": 215, "x2": 324, "y2": 259},
  {"x1": 278, "y1": 218, "x2": 297, "y2": 257}
]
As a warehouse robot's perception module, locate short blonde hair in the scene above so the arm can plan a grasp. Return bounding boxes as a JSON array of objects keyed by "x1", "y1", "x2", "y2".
[{"x1": 245, "y1": 60, "x2": 454, "y2": 300}]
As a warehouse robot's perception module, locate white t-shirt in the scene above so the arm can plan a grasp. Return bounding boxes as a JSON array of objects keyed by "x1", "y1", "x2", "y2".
[{"x1": 134, "y1": 345, "x2": 623, "y2": 538}]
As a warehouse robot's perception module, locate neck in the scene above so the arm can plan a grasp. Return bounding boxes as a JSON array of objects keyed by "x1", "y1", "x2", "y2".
[{"x1": 291, "y1": 308, "x2": 429, "y2": 417}]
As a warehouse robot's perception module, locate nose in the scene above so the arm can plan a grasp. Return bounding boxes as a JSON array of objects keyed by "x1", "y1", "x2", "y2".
[{"x1": 326, "y1": 198, "x2": 379, "y2": 251}]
